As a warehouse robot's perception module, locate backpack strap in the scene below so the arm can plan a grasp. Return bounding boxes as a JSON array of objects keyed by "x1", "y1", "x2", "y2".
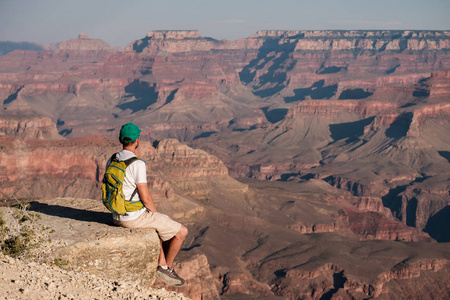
[
  {"x1": 109, "y1": 153, "x2": 139, "y2": 166},
  {"x1": 120, "y1": 155, "x2": 141, "y2": 202},
  {"x1": 123, "y1": 156, "x2": 139, "y2": 167},
  {"x1": 129, "y1": 187, "x2": 139, "y2": 202},
  {"x1": 108, "y1": 153, "x2": 118, "y2": 163}
]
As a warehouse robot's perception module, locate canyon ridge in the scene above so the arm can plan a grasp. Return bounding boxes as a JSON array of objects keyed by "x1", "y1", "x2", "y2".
[{"x1": 0, "y1": 30, "x2": 449, "y2": 299}]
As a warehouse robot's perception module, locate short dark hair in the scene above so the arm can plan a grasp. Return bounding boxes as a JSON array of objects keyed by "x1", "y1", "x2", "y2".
[{"x1": 120, "y1": 136, "x2": 134, "y2": 147}]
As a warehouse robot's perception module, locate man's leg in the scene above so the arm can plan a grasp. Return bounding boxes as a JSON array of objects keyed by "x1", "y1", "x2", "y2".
[
  {"x1": 164, "y1": 225, "x2": 188, "y2": 268},
  {"x1": 156, "y1": 225, "x2": 188, "y2": 286},
  {"x1": 115, "y1": 211, "x2": 187, "y2": 286},
  {"x1": 158, "y1": 239, "x2": 167, "y2": 266}
]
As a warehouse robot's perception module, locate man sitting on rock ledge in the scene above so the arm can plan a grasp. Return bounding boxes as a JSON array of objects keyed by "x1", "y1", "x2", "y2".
[{"x1": 106, "y1": 123, "x2": 188, "y2": 287}]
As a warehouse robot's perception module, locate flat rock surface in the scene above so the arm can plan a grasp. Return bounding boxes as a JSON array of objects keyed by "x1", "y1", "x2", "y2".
[
  {"x1": 28, "y1": 197, "x2": 132, "y2": 243},
  {"x1": 0, "y1": 198, "x2": 190, "y2": 299}
]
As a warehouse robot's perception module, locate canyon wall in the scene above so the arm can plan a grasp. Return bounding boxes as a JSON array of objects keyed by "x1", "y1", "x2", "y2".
[
  {"x1": 1, "y1": 30, "x2": 449, "y2": 299},
  {"x1": 1, "y1": 30, "x2": 449, "y2": 140},
  {"x1": 1, "y1": 29, "x2": 448, "y2": 242}
]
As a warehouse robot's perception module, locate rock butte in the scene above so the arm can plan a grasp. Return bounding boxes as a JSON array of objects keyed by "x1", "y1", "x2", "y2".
[{"x1": 0, "y1": 30, "x2": 449, "y2": 299}]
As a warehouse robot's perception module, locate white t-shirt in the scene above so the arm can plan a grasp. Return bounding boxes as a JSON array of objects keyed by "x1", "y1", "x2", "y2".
[{"x1": 106, "y1": 150, "x2": 147, "y2": 222}]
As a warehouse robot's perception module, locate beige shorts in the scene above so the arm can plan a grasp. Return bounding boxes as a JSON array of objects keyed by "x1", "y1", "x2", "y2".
[{"x1": 113, "y1": 210, "x2": 182, "y2": 241}]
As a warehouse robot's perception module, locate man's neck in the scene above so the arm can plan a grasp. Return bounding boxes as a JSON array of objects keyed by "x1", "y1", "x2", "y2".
[{"x1": 123, "y1": 147, "x2": 136, "y2": 155}]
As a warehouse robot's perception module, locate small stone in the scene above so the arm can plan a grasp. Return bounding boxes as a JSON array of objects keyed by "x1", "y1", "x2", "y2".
[{"x1": 47, "y1": 282, "x2": 56, "y2": 290}]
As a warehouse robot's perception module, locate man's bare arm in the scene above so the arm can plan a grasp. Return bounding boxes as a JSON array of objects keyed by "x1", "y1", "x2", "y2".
[{"x1": 136, "y1": 183, "x2": 157, "y2": 212}]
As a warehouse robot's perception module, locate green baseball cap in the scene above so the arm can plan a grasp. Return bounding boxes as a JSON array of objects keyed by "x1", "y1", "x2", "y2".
[{"x1": 119, "y1": 123, "x2": 141, "y2": 143}]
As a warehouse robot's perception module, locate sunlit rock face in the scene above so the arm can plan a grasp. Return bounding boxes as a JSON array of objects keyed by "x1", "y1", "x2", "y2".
[{"x1": 0, "y1": 115, "x2": 62, "y2": 139}]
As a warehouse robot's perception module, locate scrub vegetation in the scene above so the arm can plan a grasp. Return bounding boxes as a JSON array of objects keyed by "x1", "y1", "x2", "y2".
[{"x1": 0, "y1": 200, "x2": 51, "y2": 258}]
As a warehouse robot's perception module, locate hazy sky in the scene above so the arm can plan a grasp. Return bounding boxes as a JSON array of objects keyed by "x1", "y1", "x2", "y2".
[{"x1": 1, "y1": 0, "x2": 449, "y2": 46}]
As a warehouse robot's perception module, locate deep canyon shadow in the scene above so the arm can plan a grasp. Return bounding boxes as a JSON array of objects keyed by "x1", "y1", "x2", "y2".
[
  {"x1": 319, "y1": 271, "x2": 347, "y2": 300},
  {"x1": 381, "y1": 175, "x2": 429, "y2": 222},
  {"x1": 316, "y1": 66, "x2": 343, "y2": 74},
  {"x1": 261, "y1": 107, "x2": 289, "y2": 123},
  {"x1": 338, "y1": 88, "x2": 373, "y2": 100},
  {"x1": 240, "y1": 38, "x2": 296, "y2": 98},
  {"x1": 284, "y1": 80, "x2": 337, "y2": 103},
  {"x1": 329, "y1": 117, "x2": 375, "y2": 141},
  {"x1": 424, "y1": 206, "x2": 450, "y2": 242},
  {"x1": 385, "y1": 112, "x2": 413, "y2": 138},
  {"x1": 438, "y1": 151, "x2": 450, "y2": 164},
  {"x1": 131, "y1": 36, "x2": 151, "y2": 53},
  {"x1": 117, "y1": 79, "x2": 159, "y2": 113},
  {"x1": 3, "y1": 87, "x2": 22, "y2": 105}
]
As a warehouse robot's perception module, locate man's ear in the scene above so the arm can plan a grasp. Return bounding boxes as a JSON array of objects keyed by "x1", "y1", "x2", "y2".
[{"x1": 135, "y1": 137, "x2": 140, "y2": 149}]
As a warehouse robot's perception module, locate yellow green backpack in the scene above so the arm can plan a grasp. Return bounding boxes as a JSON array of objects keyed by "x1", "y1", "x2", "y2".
[{"x1": 102, "y1": 154, "x2": 144, "y2": 214}]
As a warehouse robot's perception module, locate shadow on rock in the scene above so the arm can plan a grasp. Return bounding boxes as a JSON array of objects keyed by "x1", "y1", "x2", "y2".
[
  {"x1": 424, "y1": 206, "x2": 450, "y2": 242},
  {"x1": 28, "y1": 201, "x2": 113, "y2": 225}
]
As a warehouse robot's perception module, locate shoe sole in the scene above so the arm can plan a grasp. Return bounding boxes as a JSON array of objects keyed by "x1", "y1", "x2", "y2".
[{"x1": 157, "y1": 270, "x2": 184, "y2": 286}]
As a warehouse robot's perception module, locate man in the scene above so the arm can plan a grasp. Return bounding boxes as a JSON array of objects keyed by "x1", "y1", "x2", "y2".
[{"x1": 107, "y1": 123, "x2": 188, "y2": 287}]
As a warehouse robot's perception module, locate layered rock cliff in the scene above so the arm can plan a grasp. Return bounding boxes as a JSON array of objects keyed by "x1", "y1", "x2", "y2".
[
  {"x1": 0, "y1": 115, "x2": 62, "y2": 139},
  {"x1": 1, "y1": 30, "x2": 449, "y2": 141},
  {"x1": 246, "y1": 234, "x2": 450, "y2": 300},
  {"x1": 56, "y1": 33, "x2": 116, "y2": 52}
]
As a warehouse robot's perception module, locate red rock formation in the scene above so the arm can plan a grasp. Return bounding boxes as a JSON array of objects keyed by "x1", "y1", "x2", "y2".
[
  {"x1": 286, "y1": 100, "x2": 397, "y2": 119},
  {"x1": 0, "y1": 136, "x2": 106, "y2": 199},
  {"x1": 1, "y1": 30, "x2": 449, "y2": 141},
  {"x1": 358, "y1": 259, "x2": 450, "y2": 298},
  {"x1": 125, "y1": 30, "x2": 263, "y2": 54},
  {"x1": 249, "y1": 241, "x2": 450, "y2": 300},
  {"x1": 374, "y1": 266, "x2": 450, "y2": 299},
  {"x1": 56, "y1": 33, "x2": 116, "y2": 52},
  {"x1": 322, "y1": 176, "x2": 389, "y2": 198},
  {"x1": 344, "y1": 209, "x2": 432, "y2": 242},
  {"x1": 288, "y1": 222, "x2": 339, "y2": 234},
  {"x1": 392, "y1": 175, "x2": 450, "y2": 233},
  {"x1": 0, "y1": 115, "x2": 62, "y2": 139},
  {"x1": 0, "y1": 135, "x2": 240, "y2": 202},
  {"x1": 219, "y1": 271, "x2": 274, "y2": 297},
  {"x1": 252, "y1": 30, "x2": 450, "y2": 51},
  {"x1": 155, "y1": 254, "x2": 220, "y2": 300},
  {"x1": 149, "y1": 139, "x2": 229, "y2": 178}
]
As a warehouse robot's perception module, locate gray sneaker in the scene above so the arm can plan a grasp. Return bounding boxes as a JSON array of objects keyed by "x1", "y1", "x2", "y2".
[{"x1": 156, "y1": 266, "x2": 186, "y2": 287}]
